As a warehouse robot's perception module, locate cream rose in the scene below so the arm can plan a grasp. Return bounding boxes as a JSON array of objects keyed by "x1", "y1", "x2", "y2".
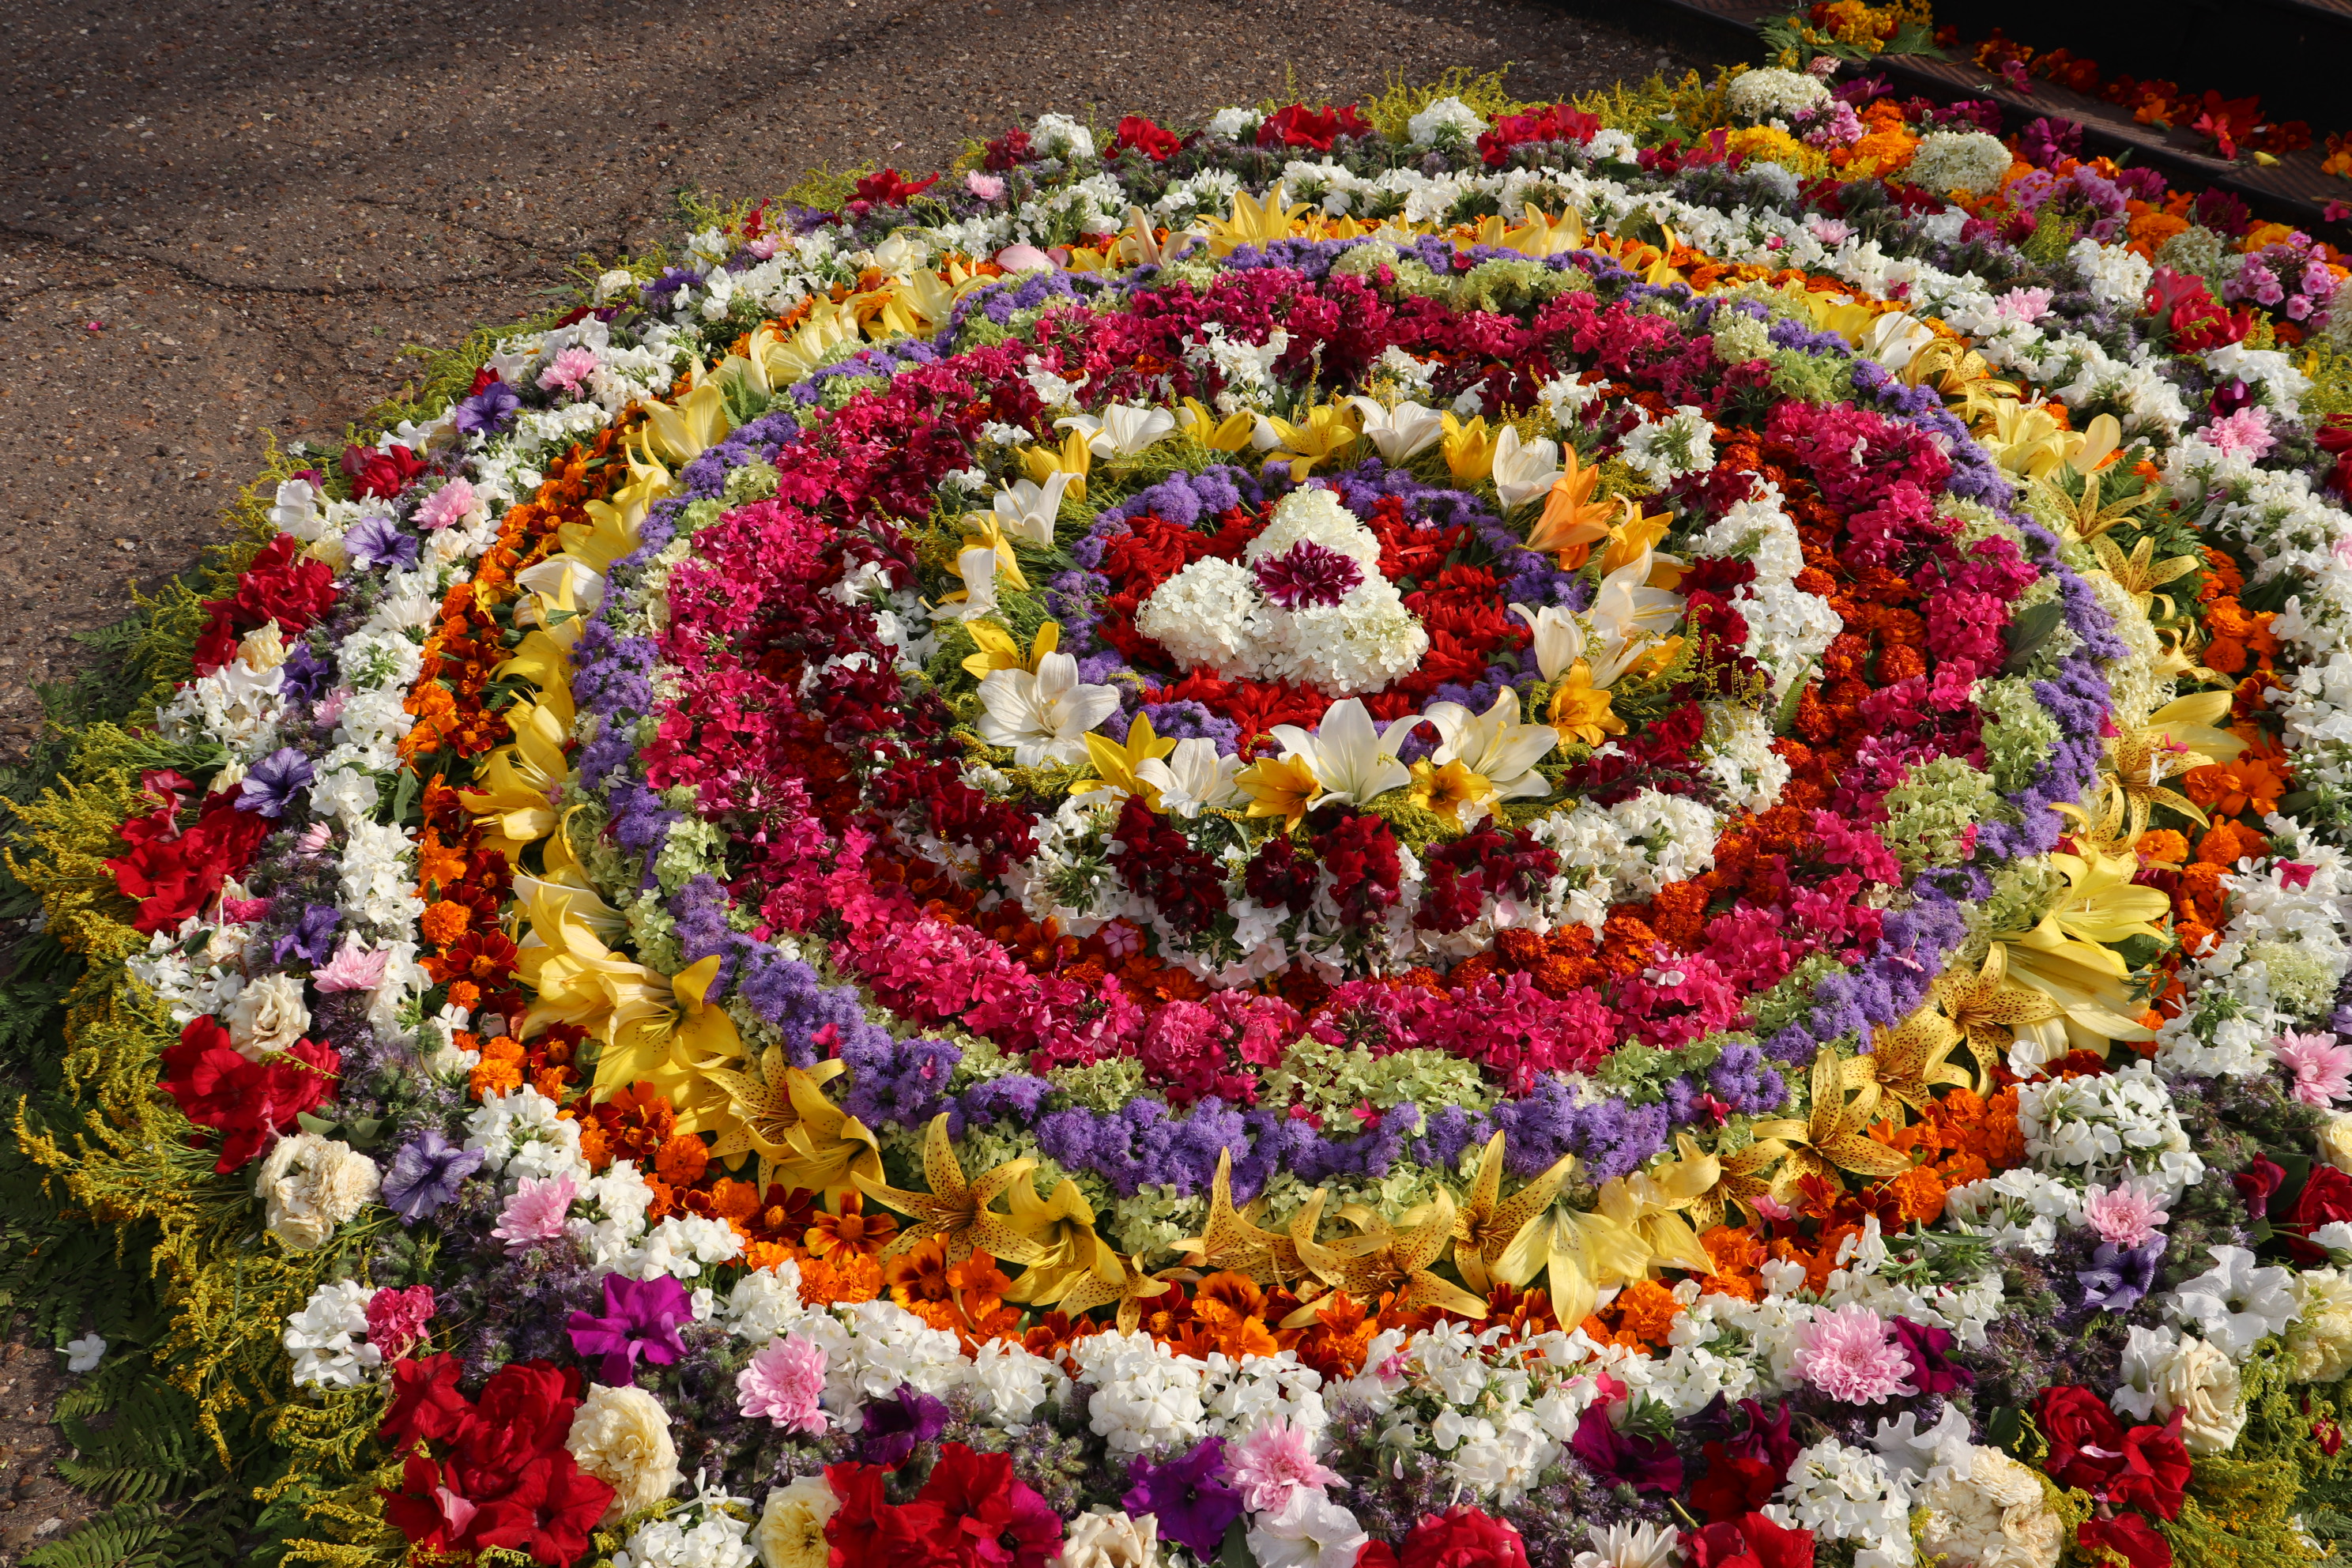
[
  {"x1": 226, "y1": 974, "x2": 311, "y2": 1060},
  {"x1": 755, "y1": 1475, "x2": 839, "y2": 1568},
  {"x1": 254, "y1": 1133, "x2": 381, "y2": 1250},
  {"x1": 1054, "y1": 1510, "x2": 1160, "y2": 1568},
  {"x1": 2290, "y1": 1268, "x2": 2352, "y2": 1383},
  {"x1": 1917, "y1": 1447, "x2": 2064, "y2": 1568},
  {"x1": 2321, "y1": 1116, "x2": 2352, "y2": 1175},
  {"x1": 2150, "y1": 1336, "x2": 2247, "y2": 1455},
  {"x1": 566, "y1": 1385, "x2": 683, "y2": 1524}
]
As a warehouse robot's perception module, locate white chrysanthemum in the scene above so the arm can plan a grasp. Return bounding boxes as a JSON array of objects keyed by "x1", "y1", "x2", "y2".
[
  {"x1": 285, "y1": 1279, "x2": 382, "y2": 1390},
  {"x1": 1917, "y1": 1446, "x2": 2065, "y2": 1568},
  {"x1": 1906, "y1": 130, "x2": 2015, "y2": 198}
]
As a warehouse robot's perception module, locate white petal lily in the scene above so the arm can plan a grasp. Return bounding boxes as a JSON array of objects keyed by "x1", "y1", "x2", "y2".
[
  {"x1": 979, "y1": 469, "x2": 1075, "y2": 548},
  {"x1": 1057, "y1": 402, "x2": 1178, "y2": 459},
  {"x1": 936, "y1": 545, "x2": 1005, "y2": 623},
  {"x1": 1344, "y1": 398, "x2": 1446, "y2": 463},
  {"x1": 1860, "y1": 310, "x2": 1939, "y2": 370},
  {"x1": 1491, "y1": 426, "x2": 1563, "y2": 511},
  {"x1": 1585, "y1": 549, "x2": 1685, "y2": 684},
  {"x1": 1510, "y1": 602, "x2": 1586, "y2": 682},
  {"x1": 975, "y1": 652, "x2": 1121, "y2": 767},
  {"x1": 1425, "y1": 688, "x2": 1557, "y2": 801},
  {"x1": 1268, "y1": 698, "x2": 1426, "y2": 808},
  {"x1": 1136, "y1": 738, "x2": 1247, "y2": 818}
]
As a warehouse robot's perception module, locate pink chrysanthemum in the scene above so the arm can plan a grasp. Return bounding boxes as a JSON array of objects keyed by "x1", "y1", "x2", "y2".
[
  {"x1": 490, "y1": 1174, "x2": 577, "y2": 1253},
  {"x1": 2205, "y1": 405, "x2": 2277, "y2": 462},
  {"x1": 1253, "y1": 539, "x2": 1363, "y2": 609},
  {"x1": 737, "y1": 1334, "x2": 829, "y2": 1434},
  {"x1": 535, "y1": 348, "x2": 601, "y2": 398},
  {"x1": 1792, "y1": 1304, "x2": 1915, "y2": 1404},
  {"x1": 2275, "y1": 1030, "x2": 2352, "y2": 1106},
  {"x1": 1227, "y1": 1417, "x2": 1342, "y2": 1513},
  {"x1": 311, "y1": 940, "x2": 389, "y2": 994},
  {"x1": 413, "y1": 477, "x2": 479, "y2": 533},
  {"x1": 2082, "y1": 1180, "x2": 2170, "y2": 1247}
]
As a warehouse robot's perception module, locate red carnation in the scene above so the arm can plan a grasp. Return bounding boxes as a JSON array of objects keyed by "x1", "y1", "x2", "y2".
[
  {"x1": 191, "y1": 533, "x2": 340, "y2": 673},
  {"x1": 340, "y1": 440, "x2": 428, "y2": 501},
  {"x1": 2077, "y1": 1513, "x2": 2173, "y2": 1568},
  {"x1": 107, "y1": 787, "x2": 274, "y2": 934},
  {"x1": 1111, "y1": 114, "x2": 1182, "y2": 161},
  {"x1": 1684, "y1": 1512, "x2": 1817, "y2": 1568},
  {"x1": 382, "y1": 1353, "x2": 473, "y2": 1449},
  {"x1": 854, "y1": 168, "x2": 943, "y2": 206},
  {"x1": 156, "y1": 1018, "x2": 339, "y2": 1172},
  {"x1": 1257, "y1": 103, "x2": 1370, "y2": 152},
  {"x1": 1476, "y1": 104, "x2": 1601, "y2": 166}
]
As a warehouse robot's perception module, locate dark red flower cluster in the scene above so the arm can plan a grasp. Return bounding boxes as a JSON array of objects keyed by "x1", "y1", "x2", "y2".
[
  {"x1": 1689, "y1": 1399, "x2": 1802, "y2": 1522},
  {"x1": 1256, "y1": 103, "x2": 1370, "y2": 152},
  {"x1": 1415, "y1": 827, "x2": 1559, "y2": 934},
  {"x1": 1682, "y1": 1512, "x2": 1816, "y2": 1568},
  {"x1": 1110, "y1": 114, "x2": 1182, "y2": 162},
  {"x1": 1357, "y1": 1506, "x2": 1534, "y2": 1568},
  {"x1": 341, "y1": 440, "x2": 429, "y2": 501},
  {"x1": 2145, "y1": 266, "x2": 2252, "y2": 352},
  {"x1": 2317, "y1": 413, "x2": 2352, "y2": 499},
  {"x1": 854, "y1": 168, "x2": 944, "y2": 206},
  {"x1": 2035, "y1": 1384, "x2": 2192, "y2": 1519},
  {"x1": 379, "y1": 1355, "x2": 614, "y2": 1567},
  {"x1": 982, "y1": 127, "x2": 1035, "y2": 171},
  {"x1": 1476, "y1": 104, "x2": 1602, "y2": 166},
  {"x1": 826, "y1": 1443, "x2": 1062, "y2": 1567},
  {"x1": 158, "y1": 1016, "x2": 339, "y2": 1172},
  {"x1": 1311, "y1": 812, "x2": 1404, "y2": 929},
  {"x1": 1112, "y1": 796, "x2": 1229, "y2": 937},
  {"x1": 190, "y1": 533, "x2": 339, "y2": 674},
  {"x1": 107, "y1": 772, "x2": 273, "y2": 934}
]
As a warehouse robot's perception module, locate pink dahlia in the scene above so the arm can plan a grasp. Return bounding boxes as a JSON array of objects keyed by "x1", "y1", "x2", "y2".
[
  {"x1": 1226, "y1": 1417, "x2": 1341, "y2": 1513},
  {"x1": 737, "y1": 1333, "x2": 828, "y2": 1434},
  {"x1": 1791, "y1": 1304, "x2": 1915, "y2": 1404},
  {"x1": 2082, "y1": 1180, "x2": 2170, "y2": 1248},
  {"x1": 1253, "y1": 539, "x2": 1363, "y2": 609},
  {"x1": 2275, "y1": 1030, "x2": 2352, "y2": 1106}
]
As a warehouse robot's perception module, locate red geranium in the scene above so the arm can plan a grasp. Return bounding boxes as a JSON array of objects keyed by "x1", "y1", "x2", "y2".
[
  {"x1": 1476, "y1": 104, "x2": 1601, "y2": 165},
  {"x1": 156, "y1": 1017, "x2": 339, "y2": 1172},
  {"x1": 190, "y1": 533, "x2": 340, "y2": 673},
  {"x1": 107, "y1": 785, "x2": 274, "y2": 935},
  {"x1": 2077, "y1": 1513, "x2": 2174, "y2": 1568},
  {"x1": 383, "y1": 1353, "x2": 473, "y2": 1447},
  {"x1": 1684, "y1": 1512, "x2": 1816, "y2": 1568},
  {"x1": 1110, "y1": 115, "x2": 1182, "y2": 161},
  {"x1": 854, "y1": 168, "x2": 944, "y2": 206},
  {"x1": 1359, "y1": 1506, "x2": 1528, "y2": 1568},
  {"x1": 1257, "y1": 103, "x2": 1371, "y2": 152}
]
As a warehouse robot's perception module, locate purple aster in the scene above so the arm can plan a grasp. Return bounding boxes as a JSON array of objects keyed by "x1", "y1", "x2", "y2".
[
  {"x1": 236, "y1": 746, "x2": 315, "y2": 816},
  {"x1": 858, "y1": 1385, "x2": 950, "y2": 1466},
  {"x1": 379, "y1": 1129, "x2": 486, "y2": 1224},
  {"x1": 1122, "y1": 1437, "x2": 1242, "y2": 1558},
  {"x1": 273, "y1": 903, "x2": 342, "y2": 967},
  {"x1": 1253, "y1": 538, "x2": 1364, "y2": 609},
  {"x1": 343, "y1": 514, "x2": 421, "y2": 571},
  {"x1": 567, "y1": 1273, "x2": 692, "y2": 1385},
  {"x1": 2077, "y1": 1237, "x2": 2166, "y2": 1313},
  {"x1": 453, "y1": 376, "x2": 522, "y2": 437}
]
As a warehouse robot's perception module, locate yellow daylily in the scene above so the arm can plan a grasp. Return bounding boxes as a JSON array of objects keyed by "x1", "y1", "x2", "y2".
[
  {"x1": 1450, "y1": 1133, "x2": 1577, "y2": 1297},
  {"x1": 1234, "y1": 752, "x2": 1321, "y2": 834},
  {"x1": 2048, "y1": 846, "x2": 2173, "y2": 948},
  {"x1": 1178, "y1": 397, "x2": 1258, "y2": 453},
  {"x1": 1080, "y1": 713, "x2": 1179, "y2": 808},
  {"x1": 1801, "y1": 289, "x2": 1878, "y2": 346},
  {"x1": 1253, "y1": 402, "x2": 1361, "y2": 481},
  {"x1": 1857, "y1": 1007, "x2": 1973, "y2": 1116},
  {"x1": 595, "y1": 953, "x2": 745, "y2": 1133},
  {"x1": 1408, "y1": 758, "x2": 1491, "y2": 825},
  {"x1": 1494, "y1": 1201, "x2": 1652, "y2": 1330},
  {"x1": 1202, "y1": 187, "x2": 1310, "y2": 256},
  {"x1": 1902, "y1": 338, "x2": 2018, "y2": 424},
  {"x1": 1751, "y1": 1047, "x2": 1914, "y2": 1197},
  {"x1": 701, "y1": 1053, "x2": 883, "y2": 1199},
  {"x1": 1442, "y1": 413, "x2": 1501, "y2": 484},
  {"x1": 639, "y1": 379, "x2": 734, "y2": 466},
  {"x1": 854, "y1": 1114, "x2": 1052, "y2": 1268},
  {"x1": 959, "y1": 619, "x2": 1061, "y2": 681},
  {"x1": 753, "y1": 299, "x2": 865, "y2": 387}
]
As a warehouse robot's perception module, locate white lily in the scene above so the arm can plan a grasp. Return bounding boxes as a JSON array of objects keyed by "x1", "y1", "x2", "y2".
[
  {"x1": 978, "y1": 469, "x2": 1076, "y2": 548},
  {"x1": 1268, "y1": 698, "x2": 1426, "y2": 808},
  {"x1": 1345, "y1": 398, "x2": 1446, "y2": 463},
  {"x1": 1510, "y1": 602, "x2": 1586, "y2": 682},
  {"x1": 975, "y1": 653, "x2": 1122, "y2": 767},
  {"x1": 1860, "y1": 311, "x2": 1938, "y2": 371},
  {"x1": 1491, "y1": 426, "x2": 1563, "y2": 511},
  {"x1": 1057, "y1": 403, "x2": 1178, "y2": 459},
  {"x1": 1424, "y1": 688, "x2": 1558, "y2": 802},
  {"x1": 1585, "y1": 549, "x2": 1685, "y2": 684},
  {"x1": 935, "y1": 545, "x2": 1005, "y2": 623},
  {"x1": 1136, "y1": 738, "x2": 1248, "y2": 818}
]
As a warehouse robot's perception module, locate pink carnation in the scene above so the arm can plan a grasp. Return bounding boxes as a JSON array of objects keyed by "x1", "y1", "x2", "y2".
[
  {"x1": 1792, "y1": 1304, "x2": 1915, "y2": 1404},
  {"x1": 2081, "y1": 1180, "x2": 2169, "y2": 1247},
  {"x1": 737, "y1": 1334, "x2": 828, "y2": 1434},
  {"x1": 2275, "y1": 1029, "x2": 2352, "y2": 1106},
  {"x1": 1227, "y1": 1418, "x2": 1341, "y2": 1513},
  {"x1": 490, "y1": 1174, "x2": 577, "y2": 1253},
  {"x1": 364, "y1": 1284, "x2": 437, "y2": 1360},
  {"x1": 412, "y1": 477, "x2": 478, "y2": 533},
  {"x1": 311, "y1": 940, "x2": 390, "y2": 993},
  {"x1": 536, "y1": 347, "x2": 601, "y2": 397},
  {"x1": 1995, "y1": 287, "x2": 2053, "y2": 324}
]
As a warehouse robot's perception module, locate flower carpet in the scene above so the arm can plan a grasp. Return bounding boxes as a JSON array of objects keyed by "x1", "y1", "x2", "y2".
[{"x1": 15, "y1": 56, "x2": 2352, "y2": 1568}]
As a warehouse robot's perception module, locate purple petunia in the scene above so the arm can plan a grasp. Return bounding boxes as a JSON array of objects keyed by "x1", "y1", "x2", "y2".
[
  {"x1": 273, "y1": 903, "x2": 342, "y2": 967},
  {"x1": 567, "y1": 1272, "x2": 692, "y2": 1385},
  {"x1": 453, "y1": 376, "x2": 522, "y2": 437},
  {"x1": 379, "y1": 1129, "x2": 486, "y2": 1225},
  {"x1": 343, "y1": 514, "x2": 421, "y2": 571},
  {"x1": 2077, "y1": 1237, "x2": 2167, "y2": 1313},
  {"x1": 1122, "y1": 1437, "x2": 1242, "y2": 1558},
  {"x1": 858, "y1": 1385, "x2": 950, "y2": 1466},
  {"x1": 236, "y1": 746, "x2": 315, "y2": 816}
]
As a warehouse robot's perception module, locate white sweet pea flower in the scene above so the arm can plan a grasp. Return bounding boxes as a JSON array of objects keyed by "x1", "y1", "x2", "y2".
[
  {"x1": 1345, "y1": 398, "x2": 1446, "y2": 463},
  {"x1": 1424, "y1": 688, "x2": 1558, "y2": 803},
  {"x1": 1510, "y1": 602, "x2": 1587, "y2": 682},
  {"x1": 1491, "y1": 426, "x2": 1563, "y2": 510},
  {"x1": 1136, "y1": 737, "x2": 1246, "y2": 818},
  {"x1": 976, "y1": 653, "x2": 1121, "y2": 767},
  {"x1": 1057, "y1": 403, "x2": 1178, "y2": 459},
  {"x1": 977, "y1": 469, "x2": 1076, "y2": 548},
  {"x1": 1268, "y1": 698, "x2": 1426, "y2": 808}
]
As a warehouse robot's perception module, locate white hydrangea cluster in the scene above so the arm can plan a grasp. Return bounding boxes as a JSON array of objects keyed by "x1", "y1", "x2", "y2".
[
  {"x1": 1136, "y1": 487, "x2": 1427, "y2": 695},
  {"x1": 1724, "y1": 67, "x2": 1831, "y2": 125},
  {"x1": 2160, "y1": 820, "x2": 2352, "y2": 1073},
  {"x1": 285, "y1": 1279, "x2": 381, "y2": 1390},
  {"x1": 616, "y1": 1215, "x2": 745, "y2": 1283},
  {"x1": 2016, "y1": 1061, "x2": 2205, "y2": 1200},
  {"x1": 157, "y1": 631, "x2": 289, "y2": 752},
  {"x1": 1905, "y1": 130, "x2": 2015, "y2": 198}
]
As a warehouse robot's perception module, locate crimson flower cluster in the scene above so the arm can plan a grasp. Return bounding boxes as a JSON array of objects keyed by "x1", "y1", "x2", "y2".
[{"x1": 379, "y1": 1355, "x2": 616, "y2": 1567}]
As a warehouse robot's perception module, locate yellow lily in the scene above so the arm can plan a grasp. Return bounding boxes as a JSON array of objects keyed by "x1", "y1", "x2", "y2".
[
  {"x1": 1751, "y1": 1047, "x2": 1914, "y2": 1197},
  {"x1": 1253, "y1": 402, "x2": 1361, "y2": 481},
  {"x1": 639, "y1": 379, "x2": 734, "y2": 467},
  {"x1": 754, "y1": 299, "x2": 865, "y2": 386},
  {"x1": 2089, "y1": 533, "x2": 2201, "y2": 618},
  {"x1": 595, "y1": 953, "x2": 745, "y2": 1133},
  {"x1": 1497, "y1": 202, "x2": 1589, "y2": 259},
  {"x1": 2102, "y1": 691, "x2": 2247, "y2": 839},
  {"x1": 1449, "y1": 1132, "x2": 1577, "y2": 1296},
  {"x1": 1929, "y1": 944, "x2": 2061, "y2": 1087},
  {"x1": 1080, "y1": 712, "x2": 1178, "y2": 808},
  {"x1": 1857, "y1": 1007, "x2": 1973, "y2": 1116},
  {"x1": 956, "y1": 510, "x2": 1031, "y2": 595},
  {"x1": 1594, "y1": 1163, "x2": 1720, "y2": 1277},
  {"x1": 458, "y1": 692, "x2": 573, "y2": 865},
  {"x1": 1547, "y1": 660, "x2": 1626, "y2": 748},
  {"x1": 509, "y1": 805, "x2": 627, "y2": 943},
  {"x1": 1801, "y1": 289, "x2": 1878, "y2": 346},
  {"x1": 999, "y1": 1174, "x2": 1123, "y2": 1306},
  {"x1": 1053, "y1": 1249, "x2": 1174, "y2": 1333},
  {"x1": 1202, "y1": 187, "x2": 1310, "y2": 256},
  {"x1": 853, "y1": 1114, "x2": 1052, "y2": 1268},
  {"x1": 1234, "y1": 752, "x2": 1321, "y2": 833},
  {"x1": 1525, "y1": 445, "x2": 1614, "y2": 567},
  {"x1": 1178, "y1": 397, "x2": 1258, "y2": 453},
  {"x1": 1442, "y1": 413, "x2": 1501, "y2": 484},
  {"x1": 701, "y1": 1052, "x2": 883, "y2": 1200},
  {"x1": 1173, "y1": 1149, "x2": 1326, "y2": 1288},
  {"x1": 1977, "y1": 399, "x2": 2073, "y2": 482},
  {"x1": 1672, "y1": 1131, "x2": 1787, "y2": 1233},
  {"x1": 1020, "y1": 428, "x2": 1094, "y2": 499},
  {"x1": 1494, "y1": 1202, "x2": 1652, "y2": 1329},
  {"x1": 1596, "y1": 499, "x2": 1677, "y2": 582},
  {"x1": 959, "y1": 619, "x2": 1060, "y2": 681},
  {"x1": 1296, "y1": 1189, "x2": 1488, "y2": 1321},
  {"x1": 513, "y1": 888, "x2": 674, "y2": 1046},
  {"x1": 2047, "y1": 846, "x2": 2173, "y2": 948}
]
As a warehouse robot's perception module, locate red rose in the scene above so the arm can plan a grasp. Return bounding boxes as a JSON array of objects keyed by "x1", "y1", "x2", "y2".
[
  {"x1": 2109, "y1": 1418, "x2": 2193, "y2": 1521},
  {"x1": 2034, "y1": 1384, "x2": 2127, "y2": 1494},
  {"x1": 2287, "y1": 1165, "x2": 2352, "y2": 1261},
  {"x1": 2077, "y1": 1513, "x2": 2174, "y2": 1568},
  {"x1": 446, "y1": 1361, "x2": 584, "y2": 1499},
  {"x1": 1685, "y1": 1512, "x2": 1817, "y2": 1568},
  {"x1": 466, "y1": 1449, "x2": 612, "y2": 1566},
  {"x1": 156, "y1": 1020, "x2": 339, "y2": 1171},
  {"x1": 1391, "y1": 1506, "x2": 1530, "y2": 1568},
  {"x1": 381, "y1": 1353, "x2": 473, "y2": 1448},
  {"x1": 1110, "y1": 115, "x2": 1182, "y2": 161}
]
